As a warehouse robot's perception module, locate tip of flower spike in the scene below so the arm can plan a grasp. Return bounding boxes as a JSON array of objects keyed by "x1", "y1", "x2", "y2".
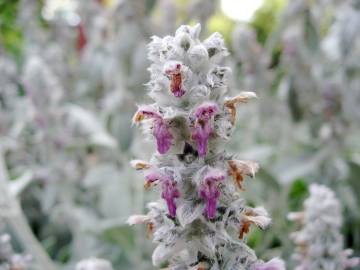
[{"x1": 175, "y1": 23, "x2": 201, "y2": 40}]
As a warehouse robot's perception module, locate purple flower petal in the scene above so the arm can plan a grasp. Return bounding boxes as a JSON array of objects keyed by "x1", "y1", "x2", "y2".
[
  {"x1": 145, "y1": 169, "x2": 180, "y2": 217},
  {"x1": 144, "y1": 169, "x2": 163, "y2": 189},
  {"x1": 133, "y1": 105, "x2": 173, "y2": 154},
  {"x1": 192, "y1": 120, "x2": 212, "y2": 157},
  {"x1": 192, "y1": 102, "x2": 219, "y2": 157},
  {"x1": 194, "y1": 102, "x2": 219, "y2": 121},
  {"x1": 133, "y1": 105, "x2": 162, "y2": 123},
  {"x1": 161, "y1": 178, "x2": 180, "y2": 218},
  {"x1": 153, "y1": 119, "x2": 173, "y2": 154},
  {"x1": 199, "y1": 168, "x2": 225, "y2": 219}
]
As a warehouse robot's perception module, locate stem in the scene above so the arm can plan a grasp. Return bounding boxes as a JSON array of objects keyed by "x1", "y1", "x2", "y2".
[{"x1": 0, "y1": 148, "x2": 57, "y2": 270}]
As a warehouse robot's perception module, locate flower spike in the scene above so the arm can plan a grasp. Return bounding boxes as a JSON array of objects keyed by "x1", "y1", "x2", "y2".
[{"x1": 128, "y1": 24, "x2": 284, "y2": 269}]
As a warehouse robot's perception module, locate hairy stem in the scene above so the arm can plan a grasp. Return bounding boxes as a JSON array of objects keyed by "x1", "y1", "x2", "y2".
[{"x1": 0, "y1": 148, "x2": 57, "y2": 270}]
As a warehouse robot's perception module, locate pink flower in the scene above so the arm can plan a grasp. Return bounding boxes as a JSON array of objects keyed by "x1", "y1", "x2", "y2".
[
  {"x1": 144, "y1": 169, "x2": 180, "y2": 217},
  {"x1": 191, "y1": 102, "x2": 219, "y2": 157},
  {"x1": 255, "y1": 258, "x2": 285, "y2": 270},
  {"x1": 144, "y1": 169, "x2": 164, "y2": 189},
  {"x1": 199, "y1": 168, "x2": 225, "y2": 219},
  {"x1": 153, "y1": 119, "x2": 173, "y2": 154},
  {"x1": 195, "y1": 102, "x2": 219, "y2": 121},
  {"x1": 161, "y1": 178, "x2": 180, "y2": 218},
  {"x1": 133, "y1": 106, "x2": 173, "y2": 154}
]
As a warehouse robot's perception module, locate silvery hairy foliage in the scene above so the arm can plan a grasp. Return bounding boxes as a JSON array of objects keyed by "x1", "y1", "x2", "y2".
[
  {"x1": 228, "y1": 0, "x2": 360, "y2": 262},
  {"x1": 230, "y1": 24, "x2": 291, "y2": 151},
  {"x1": 288, "y1": 184, "x2": 359, "y2": 270},
  {"x1": 2, "y1": 0, "x2": 138, "y2": 268},
  {"x1": 0, "y1": 234, "x2": 32, "y2": 270},
  {"x1": 269, "y1": 0, "x2": 360, "y2": 184},
  {"x1": 127, "y1": 24, "x2": 285, "y2": 270}
]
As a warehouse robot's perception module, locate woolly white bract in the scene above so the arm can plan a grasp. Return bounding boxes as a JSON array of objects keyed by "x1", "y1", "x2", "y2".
[
  {"x1": 289, "y1": 184, "x2": 359, "y2": 270},
  {"x1": 128, "y1": 24, "x2": 284, "y2": 270}
]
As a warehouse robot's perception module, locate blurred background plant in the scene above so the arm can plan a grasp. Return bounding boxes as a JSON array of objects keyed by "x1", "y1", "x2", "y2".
[{"x1": 0, "y1": 0, "x2": 359, "y2": 269}]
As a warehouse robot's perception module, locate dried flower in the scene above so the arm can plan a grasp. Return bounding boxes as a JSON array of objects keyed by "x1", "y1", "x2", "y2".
[
  {"x1": 164, "y1": 61, "x2": 186, "y2": 97},
  {"x1": 228, "y1": 159, "x2": 259, "y2": 190},
  {"x1": 224, "y1": 92, "x2": 257, "y2": 125}
]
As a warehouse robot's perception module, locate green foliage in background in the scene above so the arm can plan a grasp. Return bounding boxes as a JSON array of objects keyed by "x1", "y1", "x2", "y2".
[
  {"x1": 251, "y1": 0, "x2": 287, "y2": 44},
  {"x1": 0, "y1": 0, "x2": 23, "y2": 58}
]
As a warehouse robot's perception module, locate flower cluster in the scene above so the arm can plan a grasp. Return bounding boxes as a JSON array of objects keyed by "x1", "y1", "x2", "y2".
[
  {"x1": 288, "y1": 184, "x2": 359, "y2": 270},
  {"x1": 128, "y1": 24, "x2": 284, "y2": 269}
]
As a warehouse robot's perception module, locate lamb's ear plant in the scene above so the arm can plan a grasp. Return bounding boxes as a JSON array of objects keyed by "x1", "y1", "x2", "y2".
[
  {"x1": 288, "y1": 184, "x2": 359, "y2": 270},
  {"x1": 127, "y1": 24, "x2": 285, "y2": 270}
]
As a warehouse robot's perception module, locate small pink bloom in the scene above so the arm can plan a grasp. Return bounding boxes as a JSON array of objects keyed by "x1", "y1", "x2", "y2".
[
  {"x1": 153, "y1": 119, "x2": 173, "y2": 154},
  {"x1": 255, "y1": 258, "x2": 285, "y2": 270},
  {"x1": 161, "y1": 178, "x2": 180, "y2": 218},
  {"x1": 199, "y1": 168, "x2": 225, "y2": 219},
  {"x1": 192, "y1": 120, "x2": 212, "y2": 157},
  {"x1": 144, "y1": 169, "x2": 180, "y2": 217},
  {"x1": 144, "y1": 169, "x2": 163, "y2": 189},
  {"x1": 133, "y1": 106, "x2": 173, "y2": 154},
  {"x1": 195, "y1": 102, "x2": 219, "y2": 121},
  {"x1": 192, "y1": 102, "x2": 219, "y2": 157}
]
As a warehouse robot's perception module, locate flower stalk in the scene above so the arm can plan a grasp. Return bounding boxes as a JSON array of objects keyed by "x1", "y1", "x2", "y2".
[
  {"x1": 128, "y1": 24, "x2": 284, "y2": 270},
  {"x1": 288, "y1": 184, "x2": 359, "y2": 270}
]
